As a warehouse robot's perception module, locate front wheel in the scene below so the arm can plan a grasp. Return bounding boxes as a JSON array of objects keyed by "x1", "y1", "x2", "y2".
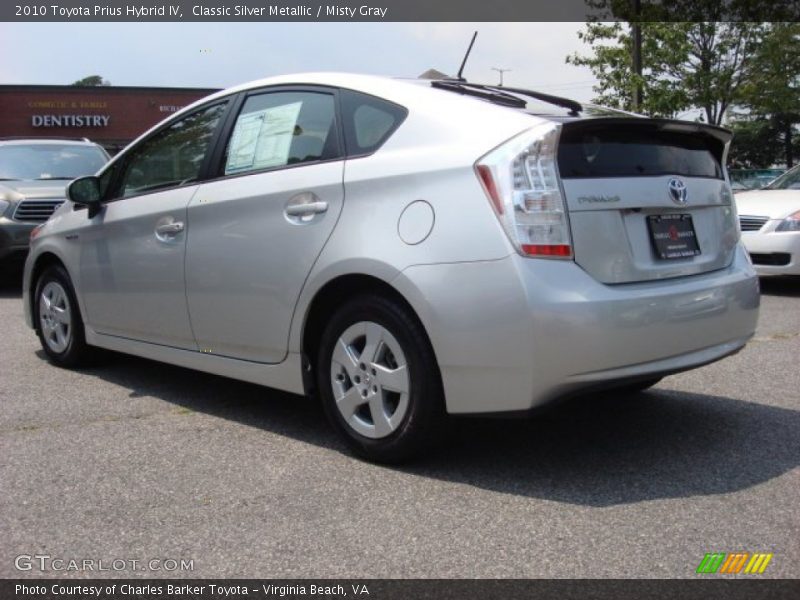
[
  {"x1": 34, "y1": 265, "x2": 94, "y2": 368},
  {"x1": 317, "y1": 294, "x2": 446, "y2": 463}
]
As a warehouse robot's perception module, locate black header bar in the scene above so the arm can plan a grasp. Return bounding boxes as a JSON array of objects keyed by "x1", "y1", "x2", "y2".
[
  {"x1": 3, "y1": 579, "x2": 800, "y2": 600},
  {"x1": 3, "y1": 0, "x2": 800, "y2": 22}
]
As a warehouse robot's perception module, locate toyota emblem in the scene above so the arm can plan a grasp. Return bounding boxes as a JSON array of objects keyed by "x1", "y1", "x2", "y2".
[{"x1": 668, "y1": 178, "x2": 688, "y2": 205}]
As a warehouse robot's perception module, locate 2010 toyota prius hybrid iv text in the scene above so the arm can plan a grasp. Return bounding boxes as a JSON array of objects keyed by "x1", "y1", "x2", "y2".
[{"x1": 22, "y1": 73, "x2": 760, "y2": 462}]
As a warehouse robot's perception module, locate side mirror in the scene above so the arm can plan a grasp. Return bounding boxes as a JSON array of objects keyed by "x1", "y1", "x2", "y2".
[{"x1": 67, "y1": 176, "x2": 102, "y2": 218}]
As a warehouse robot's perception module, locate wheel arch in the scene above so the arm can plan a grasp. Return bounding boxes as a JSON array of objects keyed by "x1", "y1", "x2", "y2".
[
  {"x1": 299, "y1": 272, "x2": 439, "y2": 397},
  {"x1": 28, "y1": 252, "x2": 70, "y2": 329}
]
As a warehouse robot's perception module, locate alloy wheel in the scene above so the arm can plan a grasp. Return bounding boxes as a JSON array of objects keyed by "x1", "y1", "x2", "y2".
[
  {"x1": 329, "y1": 321, "x2": 410, "y2": 439},
  {"x1": 39, "y1": 281, "x2": 72, "y2": 354}
]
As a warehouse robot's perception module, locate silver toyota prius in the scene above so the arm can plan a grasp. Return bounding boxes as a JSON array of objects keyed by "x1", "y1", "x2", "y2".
[{"x1": 22, "y1": 73, "x2": 760, "y2": 462}]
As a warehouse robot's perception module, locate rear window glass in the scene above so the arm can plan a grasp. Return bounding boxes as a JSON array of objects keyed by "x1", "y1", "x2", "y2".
[
  {"x1": 558, "y1": 127, "x2": 723, "y2": 179},
  {"x1": 340, "y1": 89, "x2": 407, "y2": 156}
]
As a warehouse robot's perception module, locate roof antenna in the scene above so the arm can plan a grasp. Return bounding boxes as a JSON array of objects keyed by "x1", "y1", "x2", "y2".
[{"x1": 456, "y1": 31, "x2": 478, "y2": 82}]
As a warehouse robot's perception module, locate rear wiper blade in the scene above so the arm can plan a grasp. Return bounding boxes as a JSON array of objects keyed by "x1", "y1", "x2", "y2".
[
  {"x1": 481, "y1": 85, "x2": 583, "y2": 115},
  {"x1": 430, "y1": 80, "x2": 527, "y2": 108}
]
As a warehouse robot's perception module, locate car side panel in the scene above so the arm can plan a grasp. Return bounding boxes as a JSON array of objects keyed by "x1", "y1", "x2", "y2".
[
  {"x1": 287, "y1": 136, "x2": 527, "y2": 357},
  {"x1": 23, "y1": 204, "x2": 94, "y2": 330},
  {"x1": 77, "y1": 187, "x2": 198, "y2": 349},
  {"x1": 185, "y1": 161, "x2": 345, "y2": 363}
]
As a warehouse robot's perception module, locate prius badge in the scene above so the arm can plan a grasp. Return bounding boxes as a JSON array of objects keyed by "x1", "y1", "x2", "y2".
[{"x1": 668, "y1": 178, "x2": 688, "y2": 205}]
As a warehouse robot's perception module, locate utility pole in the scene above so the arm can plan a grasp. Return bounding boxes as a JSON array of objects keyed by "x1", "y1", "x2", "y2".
[
  {"x1": 491, "y1": 67, "x2": 511, "y2": 87},
  {"x1": 631, "y1": 0, "x2": 643, "y2": 111}
]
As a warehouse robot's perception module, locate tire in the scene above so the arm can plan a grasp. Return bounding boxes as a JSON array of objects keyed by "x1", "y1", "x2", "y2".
[
  {"x1": 614, "y1": 377, "x2": 663, "y2": 394},
  {"x1": 34, "y1": 265, "x2": 94, "y2": 368},
  {"x1": 317, "y1": 293, "x2": 446, "y2": 463}
]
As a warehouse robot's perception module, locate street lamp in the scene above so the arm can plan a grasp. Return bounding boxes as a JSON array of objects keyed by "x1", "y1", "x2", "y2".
[
  {"x1": 491, "y1": 67, "x2": 511, "y2": 87},
  {"x1": 631, "y1": 0, "x2": 643, "y2": 111}
]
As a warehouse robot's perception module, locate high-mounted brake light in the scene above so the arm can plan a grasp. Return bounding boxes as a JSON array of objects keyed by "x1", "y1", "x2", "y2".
[{"x1": 475, "y1": 123, "x2": 573, "y2": 259}]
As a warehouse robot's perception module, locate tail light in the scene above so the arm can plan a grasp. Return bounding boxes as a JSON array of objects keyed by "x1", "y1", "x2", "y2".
[{"x1": 475, "y1": 122, "x2": 572, "y2": 258}]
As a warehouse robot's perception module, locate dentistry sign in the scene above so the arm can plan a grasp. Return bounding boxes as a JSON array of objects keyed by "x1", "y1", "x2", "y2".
[{"x1": 31, "y1": 114, "x2": 111, "y2": 128}]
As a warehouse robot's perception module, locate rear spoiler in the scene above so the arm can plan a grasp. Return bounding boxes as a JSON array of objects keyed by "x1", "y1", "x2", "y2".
[{"x1": 561, "y1": 117, "x2": 732, "y2": 146}]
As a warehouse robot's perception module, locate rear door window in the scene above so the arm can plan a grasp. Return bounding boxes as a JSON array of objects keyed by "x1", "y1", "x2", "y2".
[{"x1": 222, "y1": 91, "x2": 339, "y2": 176}]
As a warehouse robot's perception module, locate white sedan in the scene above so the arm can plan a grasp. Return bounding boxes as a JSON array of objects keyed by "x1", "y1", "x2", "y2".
[{"x1": 736, "y1": 165, "x2": 800, "y2": 276}]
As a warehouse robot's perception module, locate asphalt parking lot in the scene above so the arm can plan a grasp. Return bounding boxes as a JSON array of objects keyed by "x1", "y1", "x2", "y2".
[{"x1": 1, "y1": 272, "x2": 798, "y2": 579}]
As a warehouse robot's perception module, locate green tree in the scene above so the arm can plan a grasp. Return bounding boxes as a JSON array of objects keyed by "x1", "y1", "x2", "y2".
[
  {"x1": 733, "y1": 23, "x2": 800, "y2": 167},
  {"x1": 567, "y1": 22, "x2": 763, "y2": 125},
  {"x1": 727, "y1": 119, "x2": 785, "y2": 168},
  {"x1": 71, "y1": 75, "x2": 110, "y2": 86},
  {"x1": 566, "y1": 22, "x2": 687, "y2": 118}
]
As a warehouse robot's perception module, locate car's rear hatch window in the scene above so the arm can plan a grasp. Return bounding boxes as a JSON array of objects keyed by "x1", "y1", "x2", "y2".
[
  {"x1": 558, "y1": 126, "x2": 723, "y2": 180},
  {"x1": 556, "y1": 119, "x2": 737, "y2": 284}
]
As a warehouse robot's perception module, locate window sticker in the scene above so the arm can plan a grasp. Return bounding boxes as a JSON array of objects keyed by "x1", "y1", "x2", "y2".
[{"x1": 225, "y1": 101, "x2": 303, "y2": 174}]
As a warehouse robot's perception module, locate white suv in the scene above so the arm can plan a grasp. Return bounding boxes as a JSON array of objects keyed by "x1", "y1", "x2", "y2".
[{"x1": 23, "y1": 73, "x2": 759, "y2": 462}]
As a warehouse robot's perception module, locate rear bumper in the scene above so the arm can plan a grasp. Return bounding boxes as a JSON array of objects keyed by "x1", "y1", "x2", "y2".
[
  {"x1": 741, "y1": 230, "x2": 800, "y2": 276},
  {"x1": 394, "y1": 244, "x2": 759, "y2": 414}
]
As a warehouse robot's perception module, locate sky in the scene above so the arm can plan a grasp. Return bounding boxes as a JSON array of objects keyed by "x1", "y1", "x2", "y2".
[{"x1": 0, "y1": 22, "x2": 600, "y2": 101}]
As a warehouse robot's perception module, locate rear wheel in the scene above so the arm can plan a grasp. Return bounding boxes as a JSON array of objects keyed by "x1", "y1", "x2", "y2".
[
  {"x1": 317, "y1": 294, "x2": 446, "y2": 463},
  {"x1": 34, "y1": 265, "x2": 94, "y2": 368}
]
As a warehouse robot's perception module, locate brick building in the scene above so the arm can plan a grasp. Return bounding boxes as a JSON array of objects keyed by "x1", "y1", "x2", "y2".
[{"x1": 0, "y1": 85, "x2": 220, "y2": 154}]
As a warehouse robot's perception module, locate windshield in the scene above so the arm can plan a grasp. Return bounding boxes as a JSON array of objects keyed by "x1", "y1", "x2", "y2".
[
  {"x1": 0, "y1": 144, "x2": 107, "y2": 180},
  {"x1": 765, "y1": 165, "x2": 800, "y2": 190}
]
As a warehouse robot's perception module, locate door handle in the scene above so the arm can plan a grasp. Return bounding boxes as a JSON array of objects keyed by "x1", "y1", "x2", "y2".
[
  {"x1": 285, "y1": 201, "x2": 328, "y2": 217},
  {"x1": 155, "y1": 221, "x2": 184, "y2": 235}
]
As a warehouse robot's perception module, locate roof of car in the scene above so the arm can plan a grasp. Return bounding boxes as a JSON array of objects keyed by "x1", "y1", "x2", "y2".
[
  {"x1": 100, "y1": 72, "x2": 545, "y2": 171},
  {"x1": 194, "y1": 72, "x2": 634, "y2": 121}
]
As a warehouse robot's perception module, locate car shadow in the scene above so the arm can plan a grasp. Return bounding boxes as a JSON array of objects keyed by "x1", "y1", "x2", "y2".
[
  {"x1": 55, "y1": 351, "x2": 800, "y2": 508},
  {"x1": 759, "y1": 276, "x2": 800, "y2": 298},
  {"x1": 0, "y1": 268, "x2": 23, "y2": 298},
  {"x1": 416, "y1": 390, "x2": 800, "y2": 506}
]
